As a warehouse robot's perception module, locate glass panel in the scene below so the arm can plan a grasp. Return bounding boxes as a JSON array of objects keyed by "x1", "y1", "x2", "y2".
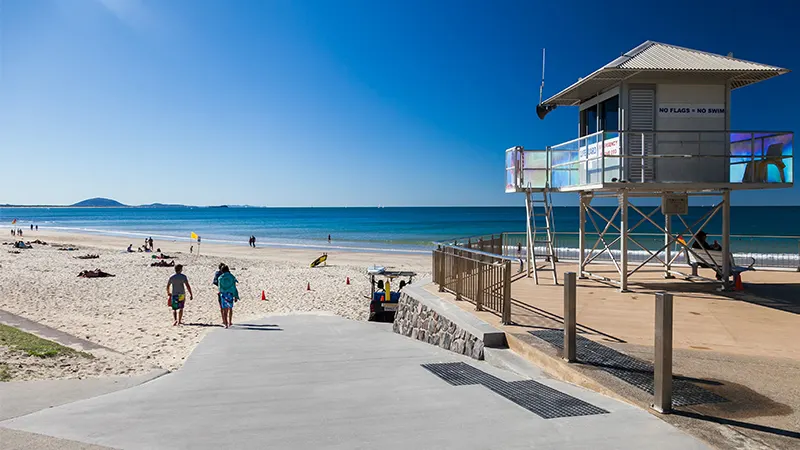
[
  {"x1": 586, "y1": 108, "x2": 598, "y2": 135},
  {"x1": 601, "y1": 96, "x2": 619, "y2": 132},
  {"x1": 731, "y1": 132, "x2": 793, "y2": 184}
]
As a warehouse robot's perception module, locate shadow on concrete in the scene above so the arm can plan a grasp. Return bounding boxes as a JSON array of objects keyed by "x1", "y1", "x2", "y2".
[
  {"x1": 739, "y1": 283, "x2": 800, "y2": 314},
  {"x1": 232, "y1": 325, "x2": 283, "y2": 331},
  {"x1": 511, "y1": 299, "x2": 626, "y2": 344},
  {"x1": 183, "y1": 322, "x2": 223, "y2": 328},
  {"x1": 673, "y1": 410, "x2": 800, "y2": 440},
  {"x1": 576, "y1": 361, "x2": 724, "y2": 386},
  {"x1": 235, "y1": 323, "x2": 280, "y2": 328},
  {"x1": 631, "y1": 280, "x2": 800, "y2": 315}
]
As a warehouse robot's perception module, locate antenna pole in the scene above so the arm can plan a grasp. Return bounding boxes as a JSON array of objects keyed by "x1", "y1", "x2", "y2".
[{"x1": 539, "y1": 48, "x2": 546, "y2": 104}]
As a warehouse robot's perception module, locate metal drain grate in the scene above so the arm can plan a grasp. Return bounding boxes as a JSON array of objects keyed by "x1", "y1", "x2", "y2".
[
  {"x1": 422, "y1": 362, "x2": 608, "y2": 419},
  {"x1": 530, "y1": 330, "x2": 727, "y2": 407}
]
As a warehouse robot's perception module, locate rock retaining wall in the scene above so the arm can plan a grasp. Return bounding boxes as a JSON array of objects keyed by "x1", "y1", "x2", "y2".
[{"x1": 392, "y1": 291, "x2": 485, "y2": 360}]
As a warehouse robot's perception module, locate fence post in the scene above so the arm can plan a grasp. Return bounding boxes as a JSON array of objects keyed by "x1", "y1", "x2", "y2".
[
  {"x1": 432, "y1": 250, "x2": 438, "y2": 285},
  {"x1": 438, "y1": 250, "x2": 445, "y2": 292},
  {"x1": 563, "y1": 272, "x2": 577, "y2": 362},
  {"x1": 653, "y1": 292, "x2": 673, "y2": 414},
  {"x1": 476, "y1": 263, "x2": 484, "y2": 311},
  {"x1": 455, "y1": 251, "x2": 462, "y2": 300},
  {"x1": 502, "y1": 260, "x2": 512, "y2": 324}
]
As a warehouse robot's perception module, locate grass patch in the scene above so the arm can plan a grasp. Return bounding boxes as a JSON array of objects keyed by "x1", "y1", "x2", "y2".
[
  {"x1": 0, "y1": 324, "x2": 93, "y2": 359},
  {"x1": 0, "y1": 363, "x2": 11, "y2": 382}
]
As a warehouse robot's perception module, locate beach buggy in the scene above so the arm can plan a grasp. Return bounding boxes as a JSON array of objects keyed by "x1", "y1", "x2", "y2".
[{"x1": 366, "y1": 266, "x2": 416, "y2": 322}]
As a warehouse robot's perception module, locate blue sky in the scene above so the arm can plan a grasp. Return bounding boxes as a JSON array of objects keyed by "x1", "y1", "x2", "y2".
[{"x1": 0, "y1": 0, "x2": 797, "y2": 206}]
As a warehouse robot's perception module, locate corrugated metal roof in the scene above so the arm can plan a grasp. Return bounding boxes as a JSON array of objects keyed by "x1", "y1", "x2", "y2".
[
  {"x1": 607, "y1": 41, "x2": 786, "y2": 71},
  {"x1": 541, "y1": 41, "x2": 789, "y2": 107}
]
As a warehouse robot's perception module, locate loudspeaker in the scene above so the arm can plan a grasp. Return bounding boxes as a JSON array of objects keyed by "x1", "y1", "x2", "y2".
[{"x1": 536, "y1": 104, "x2": 556, "y2": 120}]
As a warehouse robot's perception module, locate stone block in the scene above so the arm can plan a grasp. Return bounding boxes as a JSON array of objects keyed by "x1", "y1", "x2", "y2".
[{"x1": 472, "y1": 340, "x2": 484, "y2": 360}]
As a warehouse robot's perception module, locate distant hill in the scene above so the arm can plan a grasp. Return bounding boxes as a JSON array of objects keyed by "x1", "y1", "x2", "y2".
[{"x1": 71, "y1": 198, "x2": 127, "y2": 207}]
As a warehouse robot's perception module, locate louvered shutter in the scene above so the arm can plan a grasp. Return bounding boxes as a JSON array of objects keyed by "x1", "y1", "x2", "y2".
[{"x1": 627, "y1": 89, "x2": 655, "y2": 182}]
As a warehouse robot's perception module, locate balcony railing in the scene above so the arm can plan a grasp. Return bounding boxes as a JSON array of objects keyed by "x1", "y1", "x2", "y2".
[{"x1": 506, "y1": 131, "x2": 794, "y2": 191}]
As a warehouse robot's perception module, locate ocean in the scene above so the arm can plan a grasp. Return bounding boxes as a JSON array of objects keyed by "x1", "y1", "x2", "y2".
[{"x1": 2, "y1": 206, "x2": 799, "y2": 254}]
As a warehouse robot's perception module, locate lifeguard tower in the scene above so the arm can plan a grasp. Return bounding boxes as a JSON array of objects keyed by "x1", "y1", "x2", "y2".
[{"x1": 506, "y1": 41, "x2": 793, "y2": 290}]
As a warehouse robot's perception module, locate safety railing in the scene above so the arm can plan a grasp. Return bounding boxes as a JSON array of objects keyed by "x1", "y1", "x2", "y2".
[
  {"x1": 481, "y1": 231, "x2": 800, "y2": 271},
  {"x1": 550, "y1": 130, "x2": 794, "y2": 189},
  {"x1": 432, "y1": 244, "x2": 513, "y2": 324},
  {"x1": 445, "y1": 234, "x2": 506, "y2": 256},
  {"x1": 507, "y1": 131, "x2": 794, "y2": 191}
]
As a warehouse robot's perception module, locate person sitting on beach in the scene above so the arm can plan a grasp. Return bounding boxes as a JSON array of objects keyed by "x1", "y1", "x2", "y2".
[
  {"x1": 78, "y1": 269, "x2": 115, "y2": 278},
  {"x1": 216, "y1": 264, "x2": 239, "y2": 328},
  {"x1": 692, "y1": 230, "x2": 722, "y2": 251},
  {"x1": 167, "y1": 264, "x2": 193, "y2": 326},
  {"x1": 151, "y1": 260, "x2": 175, "y2": 267},
  {"x1": 127, "y1": 244, "x2": 134, "y2": 252}
]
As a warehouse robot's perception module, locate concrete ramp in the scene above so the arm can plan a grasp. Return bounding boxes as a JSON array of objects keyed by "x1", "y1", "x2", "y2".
[{"x1": 1, "y1": 314, "x2": 708, "y2": 449}]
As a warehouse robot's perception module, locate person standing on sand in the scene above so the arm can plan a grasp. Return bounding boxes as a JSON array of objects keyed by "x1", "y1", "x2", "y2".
[
  {"x1": 213, "y1": 262, "x2": 224, "y2": 316},
  {"x1": 167, "y1": 264, "x2": 193, "y2": 326},
  {"x1": 328, "y1": 234, "x2": 331, "y2": 243},
  {"x1": 216, "y1": 264, "x2": 239, "y2": 328},
  {"x1": 252, "y1": 235, "x2": 256, "y2": 248}
]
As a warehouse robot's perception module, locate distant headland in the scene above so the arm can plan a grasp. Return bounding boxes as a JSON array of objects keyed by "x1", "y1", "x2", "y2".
[{"x1": 0, "y1": 198, "x2": 236, "y2": 208}]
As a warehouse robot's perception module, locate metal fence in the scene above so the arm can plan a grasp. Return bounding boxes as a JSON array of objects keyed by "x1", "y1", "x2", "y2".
[
  {"x1": 432, "y1": 244, "x2": 512, "y2": 324},
  {"x1": 444, "y1": 232, "x2": 800, "y2": 271}
]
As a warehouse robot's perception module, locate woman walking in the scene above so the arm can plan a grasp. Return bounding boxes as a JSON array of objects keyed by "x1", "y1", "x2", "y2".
[{"x1": 216, "y1": 264, "x2": 239, "y2": 328}]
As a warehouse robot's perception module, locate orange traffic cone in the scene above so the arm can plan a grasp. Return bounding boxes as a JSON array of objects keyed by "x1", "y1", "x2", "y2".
[
  {"x1": 307, "y1": 282, "x2": 311, "y2": 291},
  {"x1": 261, "y1": 290, "x2": 266, "y2": 301},
  {"x1": 734, "y1": 273, "x2": 744, "y2": 291},
  {"x1": 346, "y1": 276, "x2": 350, "y2": 285}
]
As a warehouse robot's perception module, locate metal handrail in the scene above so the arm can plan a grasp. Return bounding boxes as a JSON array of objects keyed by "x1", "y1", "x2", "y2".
[
  {"x1": 502, "y1": 231, "x2": 800, "y2": 240},
  {"x1": 434, "y1": 242, "x2": 517, "y2": 262}
]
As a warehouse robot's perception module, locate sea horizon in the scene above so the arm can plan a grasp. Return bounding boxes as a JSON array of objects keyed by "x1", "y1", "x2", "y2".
[{"x1": 3, "y1": 206, "x2": 799, "y2": 255}]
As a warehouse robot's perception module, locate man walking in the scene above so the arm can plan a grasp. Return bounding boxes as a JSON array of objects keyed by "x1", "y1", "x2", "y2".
[{"x1": 167, "y1": 265, "x2": 193, "y2": 326}]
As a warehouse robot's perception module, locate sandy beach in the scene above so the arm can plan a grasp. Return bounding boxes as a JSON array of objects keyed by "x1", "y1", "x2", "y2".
[{"x1": 0, "y1": 230, "x2": 431, "y2": 379}]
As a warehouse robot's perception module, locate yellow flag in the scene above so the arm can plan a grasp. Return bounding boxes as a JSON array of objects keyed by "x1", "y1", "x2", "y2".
[{"x1": 190, "y1": 232, "x2": 198, "y2": 240}]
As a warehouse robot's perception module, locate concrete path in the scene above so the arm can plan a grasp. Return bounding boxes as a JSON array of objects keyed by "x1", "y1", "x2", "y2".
[
  {"x1": 0, "y1": 309, "x2": 118, "y2": 353},
  {"x1": 0, "y1": 370, "x2": 168, "y2": 421},
  {"x1": 1, "y1": 314, "x2": 708, "y2": 450}
]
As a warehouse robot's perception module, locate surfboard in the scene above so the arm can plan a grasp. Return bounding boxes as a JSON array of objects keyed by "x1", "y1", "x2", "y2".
[{"x1": 310, "y1": 254, "x2": 328, "y2": 268}]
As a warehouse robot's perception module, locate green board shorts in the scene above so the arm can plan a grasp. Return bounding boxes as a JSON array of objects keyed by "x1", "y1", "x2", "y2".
[{"x1": 171, "y1": 294, "x2": 186, "y2": 310}]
